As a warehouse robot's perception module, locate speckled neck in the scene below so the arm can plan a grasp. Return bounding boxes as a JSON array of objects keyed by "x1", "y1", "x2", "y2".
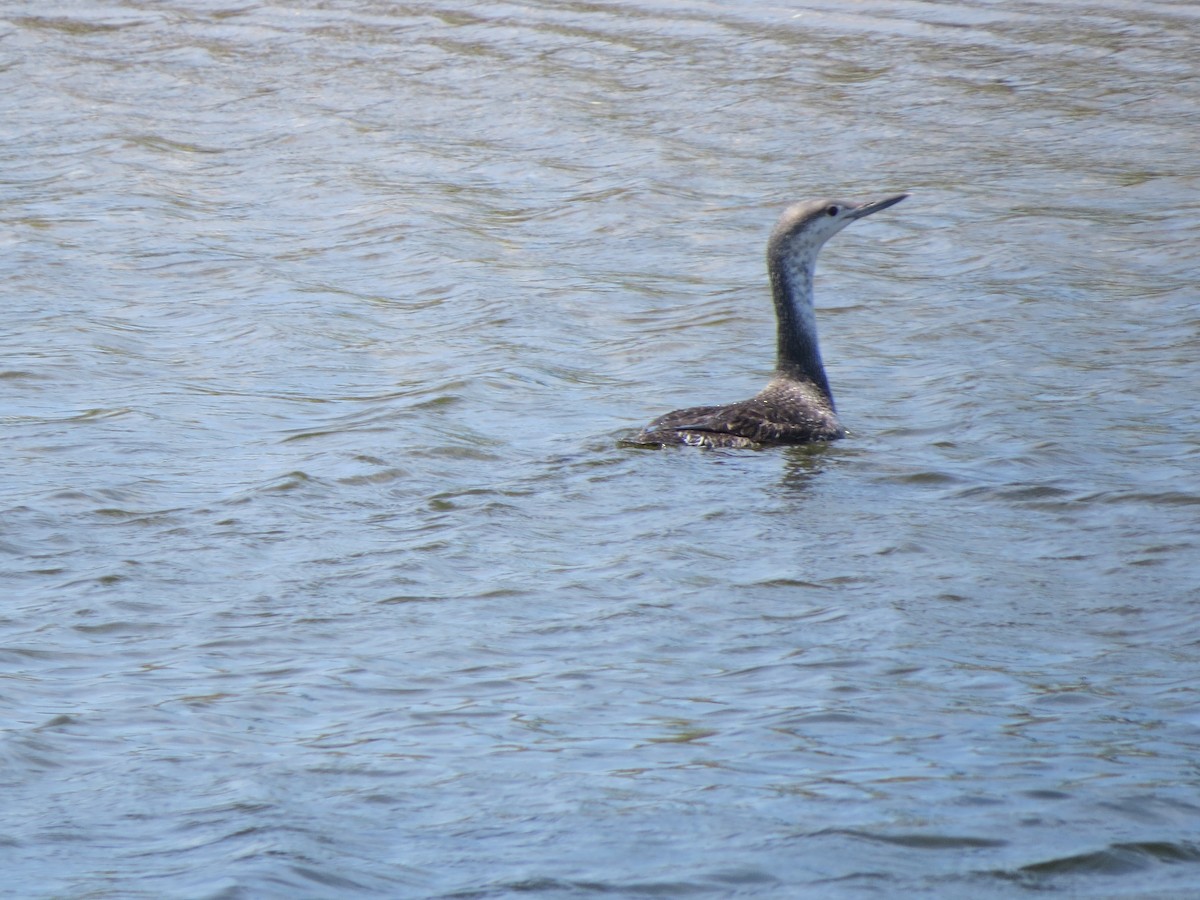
[{"x1": 768, "y1": 249, "x2": 834, "y2": 408}]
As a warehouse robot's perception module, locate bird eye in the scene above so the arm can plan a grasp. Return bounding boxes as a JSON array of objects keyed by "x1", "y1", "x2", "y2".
[{"x1": 826, "y1": 205, "x2": 839, "y2": 216}]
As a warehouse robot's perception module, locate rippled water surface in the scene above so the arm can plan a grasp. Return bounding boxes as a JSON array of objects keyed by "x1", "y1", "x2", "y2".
[{"x1": 3, "y1": 1, "x2": 1199, "y2": 897}]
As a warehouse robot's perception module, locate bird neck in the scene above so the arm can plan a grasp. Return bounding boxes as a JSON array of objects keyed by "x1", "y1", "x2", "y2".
[{"x1": 769, "y1": 255, "x2": 834, "y2": 407}]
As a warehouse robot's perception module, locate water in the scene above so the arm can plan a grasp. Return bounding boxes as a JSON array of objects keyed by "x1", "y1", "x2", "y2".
[{"x1": 3, "y1": 1, "x2": 1199, "y2": 897}]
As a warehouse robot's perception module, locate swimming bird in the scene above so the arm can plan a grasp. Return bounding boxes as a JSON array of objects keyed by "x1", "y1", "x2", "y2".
[{"x1": 633, "y1": 193, "x2": 908, "y2": 449}]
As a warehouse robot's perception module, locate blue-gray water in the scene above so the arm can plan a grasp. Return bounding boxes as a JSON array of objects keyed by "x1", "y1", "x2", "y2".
[{"x1": 3, "y1": 2, "x2": 1199, "y2": 897}]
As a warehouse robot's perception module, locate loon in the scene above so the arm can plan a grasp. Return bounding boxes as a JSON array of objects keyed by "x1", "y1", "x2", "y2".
[{"x1": 633, "y1": 193, "x2": 908, "y2": 449}]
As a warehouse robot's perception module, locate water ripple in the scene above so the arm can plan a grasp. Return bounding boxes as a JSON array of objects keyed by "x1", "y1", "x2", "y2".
[{"x1": 3, "y1": 1, "x2": 1200, "y2": 897}]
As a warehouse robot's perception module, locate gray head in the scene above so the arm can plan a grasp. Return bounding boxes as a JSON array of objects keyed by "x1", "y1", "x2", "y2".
[
  {"x1": 764, "y1": 192, "x2": 908, "y2": 398},
  {"x1": 768, "y1": 193, "x2": 908, "y2": 266}
]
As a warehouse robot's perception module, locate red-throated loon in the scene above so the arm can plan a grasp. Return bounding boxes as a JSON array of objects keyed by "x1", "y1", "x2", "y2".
[{"x1": 633, "y1": 193, "x2": 908, "y2": 449}]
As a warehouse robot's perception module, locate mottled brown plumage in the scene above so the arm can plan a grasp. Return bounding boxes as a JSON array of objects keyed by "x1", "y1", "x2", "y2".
[
  {"x1": 633, "y1": 193, "x2": 907, "y2": 449},
  {"x1": 635, "y1": 376, "x2": 841, "y2": 449}
]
